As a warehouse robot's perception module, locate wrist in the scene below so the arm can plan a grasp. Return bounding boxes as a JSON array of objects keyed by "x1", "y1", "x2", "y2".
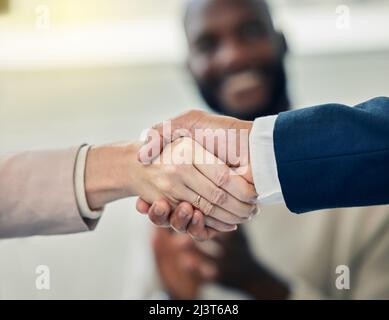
[{"x1": 85, "y1": 142, "x2": 141, "y2": 210}]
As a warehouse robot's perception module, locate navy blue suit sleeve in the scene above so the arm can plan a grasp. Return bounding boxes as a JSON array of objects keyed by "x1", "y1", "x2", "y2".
[{"x1": 274, "y1": 97, "x2": 389, "y2": 213}]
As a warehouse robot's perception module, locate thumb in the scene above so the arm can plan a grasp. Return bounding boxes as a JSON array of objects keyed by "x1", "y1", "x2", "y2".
[{"x1": 137, "y1": 110, "x2": 205, "y2": 164}]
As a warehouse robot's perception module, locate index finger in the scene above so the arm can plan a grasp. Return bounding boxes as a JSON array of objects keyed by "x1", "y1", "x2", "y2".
[{"x1": 193, "y1": 144, "x2": 258, "y2": 204}]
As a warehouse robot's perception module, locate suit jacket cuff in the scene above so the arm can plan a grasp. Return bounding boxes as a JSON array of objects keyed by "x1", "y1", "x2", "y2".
[{"x1": 250, "y1": 115, "x2": 284, "y2": 204}]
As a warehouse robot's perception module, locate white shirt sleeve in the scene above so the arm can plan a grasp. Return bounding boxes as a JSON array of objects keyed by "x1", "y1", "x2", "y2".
[
  {"x1": 249, "y1": 115, "x2": 284, "y2": 205},
  {"x1": 74, "y1": 145, "x2": 104, "y2": 220}
]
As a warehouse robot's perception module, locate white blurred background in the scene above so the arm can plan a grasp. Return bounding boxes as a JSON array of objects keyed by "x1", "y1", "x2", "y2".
[{"x1": 0, "y1": 0, "x2": 388, "y2": 299}]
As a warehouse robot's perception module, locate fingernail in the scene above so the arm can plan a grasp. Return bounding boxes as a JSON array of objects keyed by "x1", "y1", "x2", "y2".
[
  {"x1": 179, "y1": 209, "x2": 189, "y2": 220},
  {"x1": 192, "y1": 216, "x2": 199, "y2": 225},
  {"x1": 154, "y1": 205, "x2": 165, "y2": 217}
]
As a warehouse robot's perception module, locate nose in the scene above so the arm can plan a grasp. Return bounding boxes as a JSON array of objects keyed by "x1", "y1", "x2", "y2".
[{"x1": 216, "y1": 39, "x2": 251, "y2": 73}]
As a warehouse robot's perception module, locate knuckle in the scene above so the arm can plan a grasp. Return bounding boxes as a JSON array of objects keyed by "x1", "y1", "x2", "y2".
[
  {"x1": 178, "y1": 136, "x2": 193, "y2": 146},
  {"x1": 215, "y1": 167, "x2": 230, "y2": 188},
  {"x1": 203, "y1": 200, "x2": 216, "y2": 216},
  {"x1": 172, "y1": 136, "x2": 186, "y2": 147},
  {"x1": 243, "y1": 186, "x2": 257, "y2": 203},
  {"x1": 188, "y1": 109, "x2": 203, "y2": 118},
  {"x1": 211, "y1": 188, "x2": 228, "y2": 206},
  {"x1": 159, "y1": 180, "x2": 173, "y2": 193},
  {"x1": 151, "y1": 121, "x2": 163, "y2": 130}
]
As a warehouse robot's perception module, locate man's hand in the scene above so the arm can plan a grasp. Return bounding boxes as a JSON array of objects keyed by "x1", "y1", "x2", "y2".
[
  {"x1": 152, "y1": 228, "x2": 211, "y2": 299},
  {"x1": 137, "y1": 198, "x2": 220, "y2": 241},
  {"x1": 200, "y1": 230, "x2": 289, "y2": 299},
  {"x1": 138, "y1": 110, "x2": 254, "y2": 183},
  {"x1": 152, "y1": 227, "x2": 289, "y2": 299}
]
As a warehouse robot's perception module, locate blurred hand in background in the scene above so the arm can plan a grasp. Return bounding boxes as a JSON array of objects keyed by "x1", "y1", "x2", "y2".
[{"x1": 153, "y1": 226, "x2": 288, "y2": 299}]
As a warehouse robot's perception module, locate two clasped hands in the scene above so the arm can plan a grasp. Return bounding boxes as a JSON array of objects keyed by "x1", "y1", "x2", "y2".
[
  {"x1": 2, "y1": 97, "x2": 387, "y2": 239},
  {"x1": 138, "y1": 110, "x2": 258, "y2": 240},
  {"x1": 85, "y1": 110, "x2": 258, "y2": 241}
]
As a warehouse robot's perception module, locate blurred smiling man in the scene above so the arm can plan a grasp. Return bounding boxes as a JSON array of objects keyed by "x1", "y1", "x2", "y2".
[
  {"x1": 185, "y1": 0, "x2": 289, "y2": 120},
  {"x1": 151, "y1": 0, "x2": 389, "y2": 300}
]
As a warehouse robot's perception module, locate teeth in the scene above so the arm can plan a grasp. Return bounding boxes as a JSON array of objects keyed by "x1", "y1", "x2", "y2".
[{"x1": 223, "y1": 71, "x2": 264, "y2": 94}]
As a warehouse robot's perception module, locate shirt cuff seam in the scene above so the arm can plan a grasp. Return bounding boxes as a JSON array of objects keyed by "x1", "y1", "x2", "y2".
[{"x1": 74, "y1": 144, "x2": 104, "y2": 220}]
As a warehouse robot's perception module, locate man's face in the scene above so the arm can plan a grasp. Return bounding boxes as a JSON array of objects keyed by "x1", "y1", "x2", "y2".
[{"x1": 186, "y1": 0, "x2": 286, "y2": 119}]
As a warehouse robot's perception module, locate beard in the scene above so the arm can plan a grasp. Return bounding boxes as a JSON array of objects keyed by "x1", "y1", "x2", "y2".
[{"x1": 195, "y1": 61, "x2": 290, "y2": 121}]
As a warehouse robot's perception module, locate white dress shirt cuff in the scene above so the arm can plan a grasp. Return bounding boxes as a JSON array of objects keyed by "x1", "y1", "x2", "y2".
[
  {"x1": 249, "y1": 115, "x2": 284, "y2": 205},
  {"x1": 74, "y1": 145, "x2": 104, "y2": 220}
]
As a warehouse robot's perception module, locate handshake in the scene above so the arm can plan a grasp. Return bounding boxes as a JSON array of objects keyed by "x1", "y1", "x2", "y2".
[
  {"x1": 2, "y1": 97, "x2": 384, "y2": 240},
  {"x1": 85, "y1": 110, "x2": 258, "y2": 241},
  {"x1": 137, "y1": 110, "x2": 258, "y2": 241}
]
